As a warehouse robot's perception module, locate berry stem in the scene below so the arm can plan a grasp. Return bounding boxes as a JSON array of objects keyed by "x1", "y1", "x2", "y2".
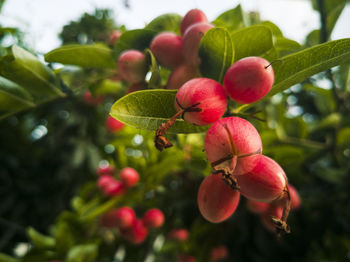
[{"x1": 264, "y1": 59, "x2": 283, "y2": 69}]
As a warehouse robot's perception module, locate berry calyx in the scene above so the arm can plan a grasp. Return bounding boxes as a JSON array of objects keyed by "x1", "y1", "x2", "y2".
[
  {"x1": 181, "y1": 9, "x2": 208, "y2": 36},
  {"x1": 119, "y1": 167, "x2": 139, "y2": 188},
  {"x1": 142, "y1": 208, "x2": 165, "y2": 228},
  {"x1": 115, "y1": 206, "x2": 136, "y2": 229},
  {"x1": 223, "y1": 56, "x2": 274, "y2": 104},
  {"x1": 150, "y1": 32, "x2": 184, "y2": 69},
  {"x1": 117, "y1": 49, "x2": 148, "y2": 84},
  {"x1": 197, "y1": 174, "x2": 240, "y2": 223}
]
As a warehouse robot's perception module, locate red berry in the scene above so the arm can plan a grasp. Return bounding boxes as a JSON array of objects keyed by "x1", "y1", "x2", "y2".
[
  {"x1": 181, "y1": 9, "x2": 208, "y2": 36},
  {"x1": 109, "y1": 30, "x2": 122, "y2": 45},
  {"x1": 177, "y1": 254, "x2": 196, "y2": 262},
  {"x1": 204, "y1": 117, "x2": 262, "y2": 175},
  {"x1": 261, "y1": 205, "x2": 283, "y2": 232},
  {"x1": 117, "y1": 50, "x2": 148, "y2": 83},
  {"x1": 97, "y1": 175, "x2": 115, "y2": 190},
  {"x1": 99, "y1": 209, "x2": 120, "y2": 228},
  {"x1": 104, "y1": 180, "x2": 125, "y2": 196},
  {"x1": 127, "y1": 82, "x2": 147, "y2": 94},
  {"x1": 182, "y1": 22, "x2": 214, "y2": 66},
  {"x1": 97, "y1": 165, "x2": 115, "y2": 176},
  {"x1": 119, "y1": 167, "x2": 139, "y2": 188},
  {"x1": 174, "y1": 78, "x2": 227, "y2": 126},
  {"x1": 210, "y1": 245, "x2": 229, "y2": 262},
  {"x1": 197, "y1": 174, "x2": 240, "y2": 223},
  {"x1": 166, "y1": 64, "x2": 199, "y2": 90},
  {"x1": 121, "y1": 219, "x2": 148, "y2": 244},
  {"x1": 84, "y1": 91, "x2": 104, "y2": 105},
  {"x1": 167, "y1": 229, "x2": 189, "y2": 241},
  {"x1": 106, "y1": 116, "x2": 124, "y2": 132},
  {"x1": 150, "y1": 32, "x2": 183, "y2": 69},
  {"x1": 115, "y1": 207, "x2": 136, "y2": 229},
  {"x1": 246, "y1": 200, "x2": 270, "y2": 214},
  {"x1": 224, "y1": 57, "x2": 274, "y2": 104},
  {"x1": 236, "y1": 155, "x2": 287, "y2": 203},
  {"x1": 143, "y1": 208, "x2": 164, "y2": 228}
]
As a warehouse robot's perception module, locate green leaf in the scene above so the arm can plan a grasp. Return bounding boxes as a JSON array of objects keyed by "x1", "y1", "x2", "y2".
[
  {"x1": 114, "y1": 29, "x2": 158, "y2": 58},
  {"x1": 27, "y1": 227, "x2": 56, "y2": 249},
  {"x1": 0, "y1": 76, "x2": 34, "y2": 112},
  {"x1": 199, "y1": 27, "x2": 234, "y2": 83},
  {"x1": 145, "y1": 49, "x2": 161, "y2": 88},
  {"x1": 275, "y1": 37, "x2": 301, "y2": 56},
  {"x1": 67, "y1": 244, "x2": 98, "y2": 262},
  {"x1": 45, "y1": 44, "x2": 116, "y2": 68},
  {"x1": 0, "y1": 45, "x2": 63, "y2": 100},
  {"x1": 260, "y1": 21, "x2": 283, "y2": 37},
  {"x1": 212, "y1": 4, "x2": 246, "y2": 31},
  {"x1": 230, "y1": 25, "x2": 273, "y2": 60},
  {"x1": 0, "y1": 253, "x2": 19, "y2": 262},
  {"x1": 337, "y1": 127, "x2": 350, "y2": 145},
  {"x1": 145, "y1": 13, "x2": 182, "y2": 34},
  {"x1": 270, "y1": 38, "x2": 350, "y2": 96},
  {"x1": 110, "y1": 90, "x2": 209, "y2": 134}
]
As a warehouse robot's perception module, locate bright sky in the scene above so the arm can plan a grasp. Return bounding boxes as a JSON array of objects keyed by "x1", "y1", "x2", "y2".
[{"x1": 1, "y1": 0, "x2": 349, "y2": 53}]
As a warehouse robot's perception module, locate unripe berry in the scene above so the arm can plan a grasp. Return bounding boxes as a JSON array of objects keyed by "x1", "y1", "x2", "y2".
[
  {"x1": 246, "y1": 200, "x2": 269, "y2": 214},
  {"x1": 224, "y1": 57, "x2": 274, "y2": 104},
  {"x1": 210, "y1": 245, "x2": 229, "y2": 262},
  {"x1": 97, "y1": 175, "x2": 115, "y2": 190},
  {"x1": 84, "y1": 91, "x2": 104, "y2": 105},
  {"x1": 174, "y1": 78, "x2": 227, "y2": 126},
  {"x1": 143, "y1": 208, "x2": 165, "y2": 228},
  {"x1": 204, "y1": 117, "x2": 262, "y2": 175},
  {"x1": 236, "y1": 155, "x2": 287, "y2": 203},
  {"x1": 97, "y1": 165, "x2": 115, "y2": 176},
  {"x1": 150, "y1": 32, "x2": 183, "y2": 69},
  {"x1": 261, "y1": 205, "x2": 283, "y2": 232},
  {"x1": 181, "y1": 9, "x2": 208, "y2": 36},
  {"x1": 106, "y1": 116, "x2": 124, "y2": 132},
  {"x1": 117, "y1": 50, "x2": 148, "y2": 83},
  {"x1": 120, "y1": 167, "x2": 139, "y2": 188},
  {"x1": 167, "y1": 229, "x2": 189, "y2": 241},
  {"x1": 104, "y1": 180, "x2": 125, "y2": 196},
  {"x1": 115, "y1": 206, "x2": 136, "y2": 229},
  {"x1": 166, "y1": 64, "x2": 199, "y2": 90},
  {"x1": 99, "y1": 209, "x2": 120, "y2": 228},
  {"x1": 121, "y1": 219, "x2": 148, "y2": 244},
  {"x1": 182, "y1": 22, "x2": 214, "y2": 66},
  {"x1": 197, "y1": 174, "x2": 240, "y2": 223},
  {"x1": 109, "y1": 30, "x2": 122, "y2": 45}
]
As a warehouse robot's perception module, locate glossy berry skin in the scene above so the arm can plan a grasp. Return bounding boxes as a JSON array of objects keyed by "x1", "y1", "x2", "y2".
[
  {"x1": 246, "y1": 200, "x2": 269, "y2": 214},
  {"x1": 106, "y1": 116, "x2": 124, "y2": 132},
  {"x1": 143, "y1": 208, "x2": 164, "y2": 228},
  {"x1": 104, "y1": 180, "x2": 125, "y2": 196},
  {"x1": 224, "y1": 56, "x2": 274, "y2": 104},
  {"x1": 210, "y1": 245, "x2": 229, "y2": 262},
  {"x1": 121, "y1": 219, "x2": 148, "y2": 244},
  {"x1": 182, "y1": 22, "x2": 214, "y2": 66},
  {"x1": 174, "y1": 78, "x2": 227, "y2": 126},
  {"x1": 150, "y1": 32, "x2": 183, "y2": 69},
  {"x1": 181, "y1": 9, "x2": 208, "y2": 36},
  {"x1": 97, "y1": 175, "x2": 115, "y2": 190},
  {"x1": 84, "y1": 91, "x2": 104, "y2": 105},
  {"x1": 97, "y1": 165, "x2": 115, "y2": 176},
  {"x1": 120, "y1": 167, "x2": 139, "y2": 188},
  {"x1": 236, "y1": 155, "x2": 287, "y2": 203},
  {"x1": 197, "y1": 174, "x2": 240, "y2": 223},
  {"x1": 261, "y1": 205, "x2": 283, "y2": 232},
  {"x1": 117, "y1": 50, "x2": 148, "y2": 83},
  {"x1": 99, "y1": 209, "x2": 120, "y2": 228},
  {"x1": 204, "y1": 117, "x2": 262, "y2": 175},
  {"x1": 115, "y1": 207, "x2": 136, "y2": 229},
  {"x1": 166, "y1": 64, "x2": 199, "y2": 90},
  {"x1": 168, "y1": 229, "x2": 189, "y2": 241},
  {"x1": 109, "y1": 30, "x2": 122, "y2": 45}
]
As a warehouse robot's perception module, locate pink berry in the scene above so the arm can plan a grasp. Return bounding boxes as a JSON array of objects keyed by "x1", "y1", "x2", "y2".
[
  {"x1": 204, "y1": 117, "x2": 262, "y2": 175},
  {"x1": 210, "y1": 245, "x2": 229, "y2": 262},
  {"x1": 174, "y1": 78, "x2": 227, "y2": 126},
  {"x1": 236, "y1": 155, "x2": 287, "y2": 203},
  {"x1": 104, "y1": 180, "x2": 125, "y2": 196},
  {"x1": 117, "y1": 50, "x2": 148, "y2": 83},
  {"x1": 106, "y1": 116, "x2": 124, "y2": 132},
  {"x1": 143, "y1": 208, "x2": 164, "y2": 228},
  {"x1": 167, "y1": 229, "x2": 189, "y2": 241},
  {"x1": 121, "y1": 219, "x2": 148, "y2": 244},
  {"x1": 246, "y1": 200, "x2": 270, "y2": 214},
  {"x1": 261, "y1": 205, "x2": 283, "y2": 232},
  {"x1": 182, "y1": 22, "x2": 214, "y2": 66},
  {"x1": 115, "y1": 207, "x2": 136, "y2": 229},
  {"x1": 109, "y1": 30, "x2": 122, "y2": 45},
  {"x1": 97, "y1": 165, "x2": 115, "y2": 176},
  {"x1": 197, "y1": 174, "x2": 240, "y2": 223},
  {"x1": 127, "y1": 82, "x2": 147, "y2": 94},
  {"x1": 166, "y1": 64, "x2": 199, "y2": 90},
  {"x1": 97, "y1": 175, "x2": 115, "y2": 190},
  {"x1": 119, "y1": 167, "x2": 139, "y2": 188},
  {"x1": 150, "y1": 32, "x2": 184, "y2": 69},
  {"x1": 181, "y1": 9, "x2": 208, "y2": 36},
  {"x1": 84, "y1": 91, "x2": 104, "y2": 105},
  {"x1": 224, "y1": 57, "x2": 274, "y2": 104},
  {"x1": 99, "y1": 209, "x2": 120, "y2": 228}
]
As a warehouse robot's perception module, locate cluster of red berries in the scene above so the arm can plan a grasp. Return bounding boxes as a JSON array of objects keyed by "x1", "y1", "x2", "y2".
[
  {"x1": 100, "y1": 206, "x2": 164, "y2": 244},
  {"x1": 97, "y1": 165, "x2": 139, "y2": 197}
]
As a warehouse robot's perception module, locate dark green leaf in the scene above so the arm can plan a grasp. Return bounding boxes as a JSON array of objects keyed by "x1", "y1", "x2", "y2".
[
  {"x1": 212, "y1": 4, "x2": 246, "y2": 31},
  {"x1": 67, "y1": 244, "x2": 98, "y2": 262},
  {"x1": 27, "y1": 227, "x2": 56, "y2": 249},
  {"x1": 199, "y1": 27, "x2": 234, "y2": 83},
  {"x1": 110, "y1": 90, "x2": 209, "y2": 133},
  {"x1": 145, "y1": 13, "x2": 182, "y2": 34},
  {"x1": 145, "y1": 49, "x2": 161, "y2": 88},
  {"x1": 45, "y1": 44, "x2": 116, "y2": 68},
  {"x1": 0, "y1": 45, "x2": 63, "y2": 100},
  {"x1": 230, "y1": 25, "x2": 273, "y2": 60},
  {"x1": 114, "y1": 29, "x2": 157, "y2": 57},
  {"x1": 0, "y1": 253, "x2": 19, "y2": 262}
]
